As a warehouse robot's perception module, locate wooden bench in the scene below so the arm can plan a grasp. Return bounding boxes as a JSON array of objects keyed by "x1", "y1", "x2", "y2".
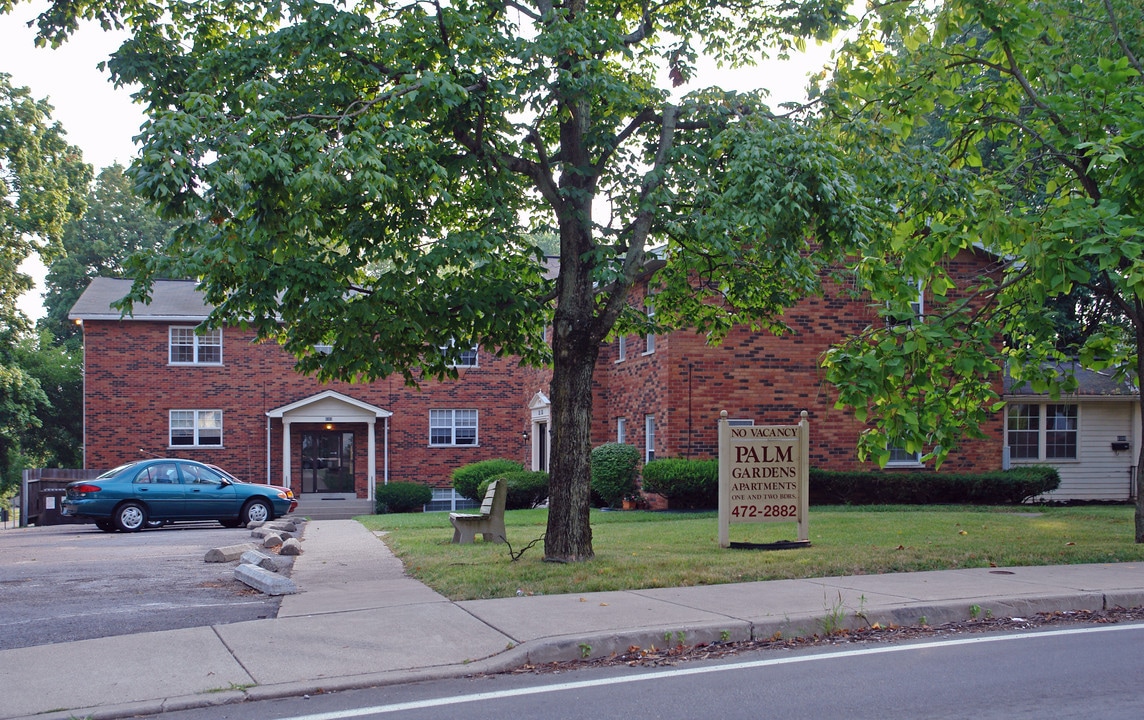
[{"x1": 450, "y1": 480, "x2": 507, "y2": 544}]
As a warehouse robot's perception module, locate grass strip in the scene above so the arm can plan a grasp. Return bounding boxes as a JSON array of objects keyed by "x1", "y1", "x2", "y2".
[{"x1": 356, "y1": 505, "x2": 1144, "y2": 601}]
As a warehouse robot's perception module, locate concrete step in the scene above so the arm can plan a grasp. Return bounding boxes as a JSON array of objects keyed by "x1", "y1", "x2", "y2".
[{"x1": 292, "y1": 498, "x2": 375, "y2": 520}]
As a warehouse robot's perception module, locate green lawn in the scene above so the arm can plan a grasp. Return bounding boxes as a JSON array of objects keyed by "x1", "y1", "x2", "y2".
[{"x1": 356, "y1": 505, "x2": 1144, "y2": 601}]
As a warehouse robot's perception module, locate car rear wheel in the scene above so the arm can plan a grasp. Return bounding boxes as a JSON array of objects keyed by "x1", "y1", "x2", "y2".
[
  {"x1": 95, "y1": 520, "x2": 117, "y2": 533},
  {"x1": 241, "y1": 499, "x2": 271, "y2": 525},
  {"x1": 114, "y1": 502, "x2": 147, "y2": 532}
]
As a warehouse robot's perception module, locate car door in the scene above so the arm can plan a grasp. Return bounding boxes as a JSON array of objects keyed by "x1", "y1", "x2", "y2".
[
  {"x1": 179, "y1": 462, "x2": 238, "y2": 519},
  {"x1": 131, "y1": 462, "x2": 185, "y2": 518}
]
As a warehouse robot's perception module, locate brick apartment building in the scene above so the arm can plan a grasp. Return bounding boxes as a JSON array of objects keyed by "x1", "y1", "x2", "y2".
[{"x1": 69, "y1": 249, "x2": 1007, "y2": 511}]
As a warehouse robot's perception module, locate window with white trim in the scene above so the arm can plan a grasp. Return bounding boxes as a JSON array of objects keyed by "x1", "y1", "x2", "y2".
[
  {"x1": 886, "y1": 279, "x2": 925, "y2": 328},
  {"x1": 170, "y1": 410, "x2": 223, "y2": 447},
  {"x1": 888, "y1": 446, "x2": 922, "y2": 465},
  {"x1": 617, "y1": 417, "x2": 627, "y2": 444},
  {"x1": 430, "y1": 409, "x2": 478, "y2": 446},
  {"x1": 643, "y1": 300, "x2": 656, "y2": 355},
  {"x1": 441, "y1": 341, "x2": 478, "y2": 368},
  {"x1": 616, "y1": 334, "x2": 627, "y2": 362},
  {"x1": 169, "y1": 327, "x2": 222, "y2": 365},
  {"x1": 1007, "y1": 403, "x2": 1078, "y2": 460},
  {"x1": 644, "y1": 414, "x2": 656, "y2": 462}
]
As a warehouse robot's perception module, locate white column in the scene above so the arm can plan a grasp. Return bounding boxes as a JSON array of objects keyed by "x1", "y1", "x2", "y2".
[
  {"x1": 282, "y1": 419, "x2": 292, "y2": 488},
  {"x1": 368, "y1": 419, "x2": 377, "y2": 500}
]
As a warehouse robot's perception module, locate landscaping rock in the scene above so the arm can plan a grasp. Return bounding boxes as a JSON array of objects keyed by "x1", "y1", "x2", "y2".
[
  {"x1": 239, "y1": 549, "x2": 281, "y2": 572},
  {"x1": 279, "y1": 537, "x2": 303, "y2": 556},
  {"x1": 233, "y1": 563, "x2": 297, "y2": 595},
  {"x1": 204, "y1": 543, "x2": 257, "y2": 563}
]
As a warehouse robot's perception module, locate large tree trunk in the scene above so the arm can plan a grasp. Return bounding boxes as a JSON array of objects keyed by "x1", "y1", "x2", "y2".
[{"x1": 544, "y1": 326, "x2": 600, "y2": 562}]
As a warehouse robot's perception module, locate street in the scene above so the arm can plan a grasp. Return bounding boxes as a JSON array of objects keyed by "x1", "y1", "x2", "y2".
[{"x1": 139, "y1": 622, "x2": 1144, "y2": 720}]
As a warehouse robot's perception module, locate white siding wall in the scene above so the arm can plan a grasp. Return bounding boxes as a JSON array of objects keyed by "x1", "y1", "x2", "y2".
[{"x1": 1013, "y1": 401, "x2": 1137, "y2": 501}]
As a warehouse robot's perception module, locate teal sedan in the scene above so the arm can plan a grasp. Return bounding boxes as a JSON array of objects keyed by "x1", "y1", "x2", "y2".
[{"x1": 62, "y1": 459, "x2": 297, "y2": 532}]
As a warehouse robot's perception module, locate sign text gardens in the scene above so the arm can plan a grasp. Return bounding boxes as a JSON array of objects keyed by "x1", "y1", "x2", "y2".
[{"x1": 717, "y1": 410, "x2": 810, "y2": 548}]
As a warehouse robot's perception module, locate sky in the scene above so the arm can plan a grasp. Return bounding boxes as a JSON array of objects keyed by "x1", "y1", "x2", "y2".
[{"x1": 3, "y1": 1, "x2": 841, "y2": 321}]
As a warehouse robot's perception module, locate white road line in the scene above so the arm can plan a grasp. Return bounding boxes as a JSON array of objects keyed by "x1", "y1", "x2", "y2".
[{"x1": 274, "y1": 623, "x2": 1144, "y2": 720}]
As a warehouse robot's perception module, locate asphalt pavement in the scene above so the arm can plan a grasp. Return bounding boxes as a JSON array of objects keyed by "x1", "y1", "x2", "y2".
[{"x1": 2, "y1": 519, "x2": 1143, "y2": 720}]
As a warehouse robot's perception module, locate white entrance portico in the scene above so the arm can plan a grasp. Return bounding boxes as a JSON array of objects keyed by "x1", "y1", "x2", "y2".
[
  {"x1": 528, "y1": 391, "x2": 551, "y2": 472},
  {"x1": 266, "y1": 390, "x2": 391, "y2": 502}
]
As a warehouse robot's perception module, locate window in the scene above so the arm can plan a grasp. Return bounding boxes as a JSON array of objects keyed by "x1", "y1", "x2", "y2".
[
  {"x1": 1007, "y1": 403, "x2": 1077, "y2": 461},
  {"x1": 169, "y1": 327, "x2": 222, "y2": 365},
  {"x1": 1045, "y1": 404, "x2": 1078, "y2": 459},
  {"x1": 645, "y1": 414, "x2": 656, "y2": 462},
  {"x1": 617, "y1": 417, "x2": 627, "y2": 444},
  {"x1": 616, "y1": 334, "x2": 627, "y2": 362},
  {"x1": 441, "y1": 341, "x2": 478, "y2": 368},
  {"x1": 169, "y1": 410, "x2": 222, "y2": 447},
  {"x1": 643, "y1": 300, "x2": 656, "y2": 355},
  {"x1": 1006, "y1": 404, "x2": 1040, "y2": 460},
  {"x1": 424, "y1": 488, "x2": 480, "y2": 513},
  {"x1": 888, "y1": 446, "x2": 922, "y2": 465},
  {"x1": 430, "y1": 409, "x2": 478, "y2": 446},
  {"x1": 886, "y1": 279, "x2": 924, "y2": 328}
]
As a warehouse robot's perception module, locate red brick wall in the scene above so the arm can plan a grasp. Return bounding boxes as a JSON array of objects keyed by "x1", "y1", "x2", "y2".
[
  {"x1": 81, "y1": 321, "x2": 551, "y2": 496},
  {"x1": 592, "y1": 249, "x2": 1004, "y2": 473},
  {"x1": 80, "y1": 248, "x2": 1004, "y2": 501}
]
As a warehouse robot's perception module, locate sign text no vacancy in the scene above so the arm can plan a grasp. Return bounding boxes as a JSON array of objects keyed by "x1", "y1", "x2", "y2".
[{"x1": 717, "y1": 410, "x2": 810, "y2": 548}]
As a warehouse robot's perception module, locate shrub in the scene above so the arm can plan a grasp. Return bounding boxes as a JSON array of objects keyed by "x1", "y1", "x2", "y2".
[
  {"x1": 590, "y1": 443, "x2": 640, "y2": 508},
  {"x1": 641, "y1": 459, "x2": 1060, "y2": 508},
  {"x1": 641, "y1": 458, "x2": 719, "y2": 509},
  {"x1": 477, "y1": 471, "x2": 550, "y2": 510},
  {"x1": 452, "y1": 459, "x2": 524, "y2": 502},
  {"x1": 375, "y1": 481, "x2": 433, "y2": 513},
  {"x1": 809, "y1": 466, "x2": 1061, "y2": 505}
]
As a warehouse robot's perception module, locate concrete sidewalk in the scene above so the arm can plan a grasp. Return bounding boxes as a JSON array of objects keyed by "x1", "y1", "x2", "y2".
[{"x1": 4, "y1": 519, "x2": 1143, "y2": 720}]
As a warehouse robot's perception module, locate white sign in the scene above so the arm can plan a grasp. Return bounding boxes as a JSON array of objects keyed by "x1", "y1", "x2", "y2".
[{"x1": 718, "y1": 410, "x2": 809, "y2": 548}]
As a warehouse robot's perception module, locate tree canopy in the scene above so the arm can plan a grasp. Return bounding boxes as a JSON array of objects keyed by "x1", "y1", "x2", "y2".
[
  {"x1": 819, "y1": 0, "x2": 1144, "y2": 538},
  {"x1": 0, "y1": 72, "x2": 89, "y2": 488},
  {"x1": 18, "y1": 0, "x2": 912, "y2": 560},
  {"x1": 41, "y1": 163, "x2": 176, "y2": 346}
]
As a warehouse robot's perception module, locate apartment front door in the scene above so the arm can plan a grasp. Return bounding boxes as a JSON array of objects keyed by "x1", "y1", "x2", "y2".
[{"x1": 300, "y1": 430, "x2": 355, "y2": 494}]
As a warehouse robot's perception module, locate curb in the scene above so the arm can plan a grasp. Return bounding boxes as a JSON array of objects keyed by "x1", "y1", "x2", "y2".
[{"x1": 16, "y1": 592, "x2": 1140, "y2": 720}]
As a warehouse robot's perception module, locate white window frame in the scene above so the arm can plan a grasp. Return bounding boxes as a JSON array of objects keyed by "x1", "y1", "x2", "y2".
[
  {"x1": 616, "y1": 334, "x2": 627, "y2": 362},
  {"x1": 169, "y1": 327, "x2": 222, "y2": 365},
  {"x1": 644, "y1": 414, "x2": 656, "y2": 462},
  {"x1": 429, "y1": 409, "x2": 479, "y2": 446},
  {"x1": 1007, "y1": 403, "x2": 1079, "y2": 461},
  {"x1": 441, "y1": 340, "x2": 479, "y2": 368},
  {"x1": 169, "y1": 410, "x2": 223, "y2": 447},
  {"x1": 643, "y1": 300, "x2": 656, "y2": 355},
  {"x1": 617, "y1": 417, "x2": 627, "y2": 444},
  {"x1": 887, "y1": 446, "x2": 923, "y2": 466}
]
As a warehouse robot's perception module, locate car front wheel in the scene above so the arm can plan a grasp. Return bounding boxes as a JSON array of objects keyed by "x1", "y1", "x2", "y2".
[
  {"x1": 241, "y1": 499, "x2": 271, "y2": 525},
  {"x1": 114, "y1": 502, "x2": 147, "y2": 532}
]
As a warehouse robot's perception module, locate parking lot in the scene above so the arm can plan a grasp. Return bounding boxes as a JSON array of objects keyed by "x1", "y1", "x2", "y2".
[{"x1": 0, "y1": 522, "x2": 293, "y2": 651}]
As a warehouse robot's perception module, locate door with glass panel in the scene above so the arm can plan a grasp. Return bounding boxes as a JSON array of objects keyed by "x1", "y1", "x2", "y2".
[{"x1": 300, "y1": 431, "x2": 355, "y2": 493}]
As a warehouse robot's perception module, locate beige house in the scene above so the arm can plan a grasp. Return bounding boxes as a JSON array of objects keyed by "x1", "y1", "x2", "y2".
[{"x1": 1005, "y1": 365, "x2": 1140, "y2": 501}]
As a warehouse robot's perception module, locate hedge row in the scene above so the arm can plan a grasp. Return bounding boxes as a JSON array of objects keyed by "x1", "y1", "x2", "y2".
[
  {"x1": 641, "y1": 458, "x2": 1060, "y2": 507},
  {"x1": 477, "y1": 471, "x2": 550, "y2": 510},
  {"x1": 810, "y1": 466, "x2": 1060, "y2": 505},
  {"x1": 452, "y1": 459, "x2": 524, "y2": 502},
  {"x1": 375, "y1": 481, "x2": 433, "y2": 513}
]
